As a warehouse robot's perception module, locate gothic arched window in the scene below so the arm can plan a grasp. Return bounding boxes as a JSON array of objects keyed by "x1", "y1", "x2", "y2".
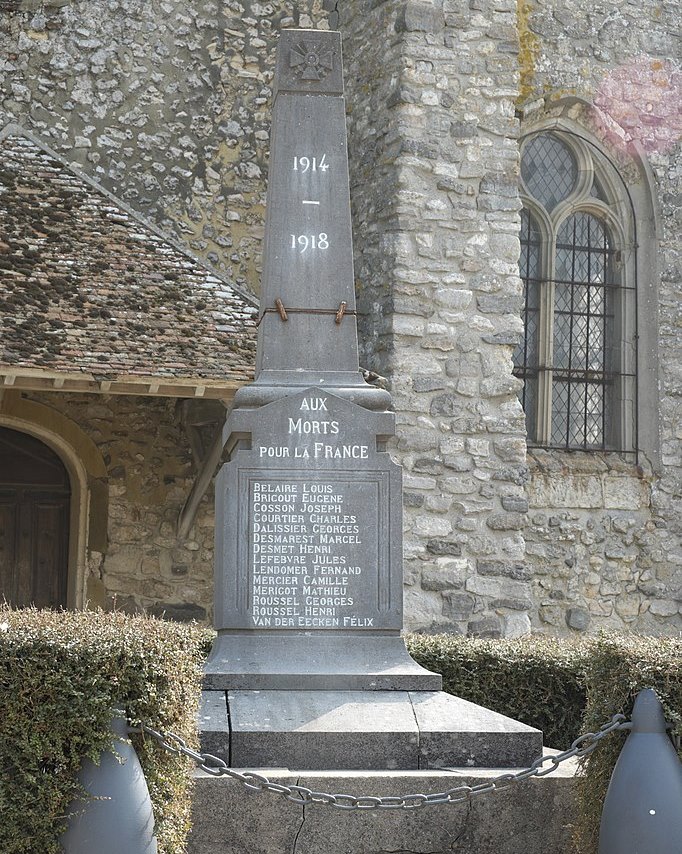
[{"x1": 514, "y1": 130, "x2": 637, "y2": 454}]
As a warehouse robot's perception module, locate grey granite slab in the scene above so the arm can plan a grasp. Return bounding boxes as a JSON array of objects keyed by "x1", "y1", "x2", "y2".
[
  {"x1": 228, "y1": 690, "x2": 419, "y2": 770},
  {"x1": 198, "y1": 691, "x2": 230, "y2": 762},
  {"x1": 203, "y1": 635, "x2": 441, "y2": 691},
  {"x1": 409, "y1": 691, "x2": 543, "y2": 769},
  {"x1": 214, "y1": 390, "x2": 404, "y2": 636},
  {"x1": 198, "y1": 689, "x2": 543, "y2": 771}
]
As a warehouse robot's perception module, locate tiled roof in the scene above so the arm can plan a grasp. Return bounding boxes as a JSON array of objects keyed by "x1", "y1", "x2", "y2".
[{"x1": 0, "y1": 126, "x2": 258, "y2": 390}]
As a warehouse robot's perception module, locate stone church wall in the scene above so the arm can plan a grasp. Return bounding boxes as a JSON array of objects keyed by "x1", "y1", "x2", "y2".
[
  {"x1": 339, "y1": 0, "x2": 680, "y2": 636},
  {"x1": 1, "y1": 0, "x2": 679, "y2": 633},
  {"x1": 29, "y1": 392, "x2": 216, "y2": 621},
  {"x1": 341, "y1": 1, "x2": 532, "y2": 637},
  {"x1": 518, "y1": 0, "x2": 681, "y2": 634}
]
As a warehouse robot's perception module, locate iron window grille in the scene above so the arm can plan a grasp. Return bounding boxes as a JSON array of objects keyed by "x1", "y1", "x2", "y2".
[{"x1": 514, "y1": 131, "x2": 637, "y2": 455}]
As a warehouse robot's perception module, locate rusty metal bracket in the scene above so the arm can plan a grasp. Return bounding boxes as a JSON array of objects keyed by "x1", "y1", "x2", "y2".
[{"x1": 257, "y1": 300, "x2": 357, "y2": 327}]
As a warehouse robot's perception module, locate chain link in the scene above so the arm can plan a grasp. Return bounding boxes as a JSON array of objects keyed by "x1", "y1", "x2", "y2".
[{"x1": 133, "y1": 712, "x2": 630, "y2": 811}]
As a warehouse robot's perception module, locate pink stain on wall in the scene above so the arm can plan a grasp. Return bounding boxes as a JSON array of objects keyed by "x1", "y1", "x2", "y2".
[{"x1": 593, "y1": 56, "x2": 681, "y2": 155}]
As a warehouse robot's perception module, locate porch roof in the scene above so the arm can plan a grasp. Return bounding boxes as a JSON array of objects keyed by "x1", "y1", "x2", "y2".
[{"x1": 0, "y1": 126, "x2": 258, "y2": 398}]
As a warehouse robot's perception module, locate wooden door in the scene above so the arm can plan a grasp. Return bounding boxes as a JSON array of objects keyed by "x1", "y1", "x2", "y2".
[{"x1": 0, "y1": 428, "x2": 70, "y2": 608}]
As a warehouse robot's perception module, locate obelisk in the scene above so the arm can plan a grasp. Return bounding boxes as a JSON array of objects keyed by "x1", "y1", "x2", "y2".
[
  {"x1": 205, "y1": 28, "x2": 436, "y2": 690},
  {"x1": 201, "y1": 29, "x2": 542, "y2": 771},
  {"x1": 234, "y1": 29, "x2": 387, "y2": 408}
]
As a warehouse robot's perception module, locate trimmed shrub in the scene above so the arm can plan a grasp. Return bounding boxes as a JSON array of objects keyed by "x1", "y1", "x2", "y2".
[
  {"x1": 575, "y1": 632, "x2": 682, "y2": 853},
  {"x1": 0, "y1": 608, "x2": 210, "y2": 854},
  {"x1": 407, "y1": 631, "x2": 682, "y2": 854},
  {"x1": 406, "y1": 632, "x2": 589, "y2": 748}
]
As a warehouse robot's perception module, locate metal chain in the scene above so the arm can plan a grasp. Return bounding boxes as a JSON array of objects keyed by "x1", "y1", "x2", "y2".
[{"x1": 134, "y1": 712, "x2": 630, "y2": 811}]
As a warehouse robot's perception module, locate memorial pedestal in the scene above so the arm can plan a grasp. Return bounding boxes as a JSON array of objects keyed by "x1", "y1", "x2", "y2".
[{"x1": 204, "y1": 634, "x2": 441, "y2": 691}]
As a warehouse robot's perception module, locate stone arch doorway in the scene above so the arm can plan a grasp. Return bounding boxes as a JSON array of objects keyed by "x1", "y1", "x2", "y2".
[{"x1": 0, "y1": 426, "x2": 71, "y2": 608}]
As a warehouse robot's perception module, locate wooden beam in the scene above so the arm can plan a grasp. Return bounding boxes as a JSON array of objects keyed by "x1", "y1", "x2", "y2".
[
  {"x1": 177, "y1": 420, "x2": 226, "y2": 541},
  {"x1": 0, "y1": 369, "x2": 246, "y2": 399}
]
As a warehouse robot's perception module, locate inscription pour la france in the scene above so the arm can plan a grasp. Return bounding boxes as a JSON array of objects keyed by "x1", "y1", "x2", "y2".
[{"x1": 250, "y1": 396, "x2": 374, "y2": 630}]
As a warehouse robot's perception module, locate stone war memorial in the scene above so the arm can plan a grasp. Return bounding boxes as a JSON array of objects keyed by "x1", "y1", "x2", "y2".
[{"x1": 199, "y1": 28, "x2": 540, "y2": 772}]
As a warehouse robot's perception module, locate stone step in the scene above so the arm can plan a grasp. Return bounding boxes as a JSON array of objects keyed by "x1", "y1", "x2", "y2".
[
  {"x1": 189, "y1": 759, "x2": 578, "y2": 854},
  {"x1": 203, "y1": 634, "x2": 442, "y2": 692},
  {"x1": 199, "y1": 689, "x2": 543, "y2": 770}
]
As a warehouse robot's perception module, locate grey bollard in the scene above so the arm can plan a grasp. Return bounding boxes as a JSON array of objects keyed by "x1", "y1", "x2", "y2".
[
  {"x1": 599, "y1": 688, "x2": 682, "y2": 854},
  {"x1": 61, "y1": 712, "x2": 158, "y2": 854}
]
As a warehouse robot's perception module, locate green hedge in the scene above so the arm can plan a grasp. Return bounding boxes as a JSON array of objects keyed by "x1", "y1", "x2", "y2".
[
  {"x1": 407, "y1": 631, "x2": 682, "y2": 854},
  {"x1": 406, "y1": 632, "x2": 588, "y2": 749},
  {"x1": 0, "y1": 608, "x2": 209, "y2": 854}
]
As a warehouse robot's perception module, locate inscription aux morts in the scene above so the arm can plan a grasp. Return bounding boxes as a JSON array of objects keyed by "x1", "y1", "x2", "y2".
[
  {"x1": 258, "y1": 395, "x2": 369, "y2": 460},
  {"x1": 219, "y1": 389, "x2": 403, "y2": 632}
]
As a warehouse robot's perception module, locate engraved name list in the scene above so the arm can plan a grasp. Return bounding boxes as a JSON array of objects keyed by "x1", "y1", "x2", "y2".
[{"x1": 246, "y1": 393, "x2": 380, "y2": 631}]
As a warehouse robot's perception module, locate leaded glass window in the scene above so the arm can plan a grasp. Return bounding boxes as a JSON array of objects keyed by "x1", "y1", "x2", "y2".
[
  {"x1": 514, "y1": 131, "x2": 636, "y2": 454},
  {"x1": 520, "y1": 134, "x2": 578, "y2": 212}
]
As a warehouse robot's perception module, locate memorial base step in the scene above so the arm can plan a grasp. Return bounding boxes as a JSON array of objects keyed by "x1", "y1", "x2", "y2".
[
  {"x1": 198, "y1": 689, "x2": 543, "y2": 771},
  {"x1": 203, "y1": 634, "x2": 442, "y2": 692},
  {"x1": 188, "y1": 761, "x2": 578, "y2": 854}
]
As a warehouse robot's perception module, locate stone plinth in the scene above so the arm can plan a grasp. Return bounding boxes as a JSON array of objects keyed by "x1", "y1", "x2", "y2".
[
  {"x1": 189, "y1": 761, "x2": 578, "y2": 854},
  {"x1": 204, "y1": 635, "x2": 441, "y2": 692},
  {"x1": 199, "y1": 690, "x2": 542, "y2": 770}
]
